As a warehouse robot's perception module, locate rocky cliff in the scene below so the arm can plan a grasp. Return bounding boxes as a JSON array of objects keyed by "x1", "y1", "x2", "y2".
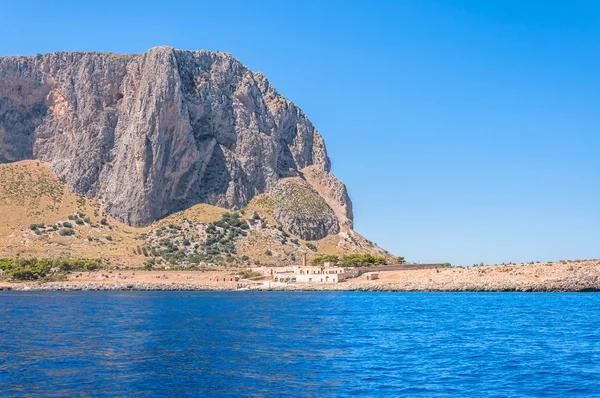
[{"x1": 0, "y1": 47, "x2": 353, "y2": 238}]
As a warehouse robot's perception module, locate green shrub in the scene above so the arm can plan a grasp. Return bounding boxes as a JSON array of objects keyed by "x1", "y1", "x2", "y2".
[
  {"x1": 144, "y1": 259, "x2": 155, "y2": 270},
  {"x1": 306, "y1": 243, "x2": 317, "y2": 252},
  {"x1": 265, "y1": 250, "x2": 272, "y2": 256},
  {"x1": 338, "y1": 254, "x2": 387, "y2": 267},
  {"x1": 30, "y1": 224, "x2": 38, "y2": 231},
  {"x1": 0, "y1": 258, "x2": 102, "y2": 281},
  {"x1": 312, "y1": 255, "x2": 339, "y2": 266},
  {"x1": 237, "y1": 269, "x2": 263, "y2": 279},
  {"x1": 42, "y1": 273, "x2": 67, "y2": 282},
  {"x1": 62, "y1": 221, "x2": 73, "y2": 228},
  {"x1": 100, "y1": 218, "x2": 108, "y2": 226},
  {"x1": 59, "y1": 228, "x2": 75, "y2": 236}
]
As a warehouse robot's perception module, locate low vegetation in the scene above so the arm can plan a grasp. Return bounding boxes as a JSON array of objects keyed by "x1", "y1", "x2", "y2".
[
  {"x1": 0, "y1": 258, "x2": 103, "y2": 281},
  {"x1": 141, "y1": 212, "x2": 251, "y2": 267},
  {"x1": 312, "y1": 253, "x2": 390, "y2": 268},
  {"x1": 138, "y1": 209, "x2": 324, "y2": 268},
  {"x1": 236, "y1": 269, "x2": 263, "y2": 279}
]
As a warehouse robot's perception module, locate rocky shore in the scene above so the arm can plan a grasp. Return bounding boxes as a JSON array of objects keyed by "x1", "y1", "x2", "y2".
[
  {"x1": 1, "y1": 260, "x2": 599, "y2": 292},
  {"x1": 1, "y1": 281, "x2": 598, "y2": 292},
  {"x1": 0, "y1": 282, "x2": 237, "y2": 291}
]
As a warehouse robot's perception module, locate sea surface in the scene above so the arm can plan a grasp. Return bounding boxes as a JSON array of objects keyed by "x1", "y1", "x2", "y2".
[{"x1": 1, "y1": 292, "x2": 599, "y2": 397}]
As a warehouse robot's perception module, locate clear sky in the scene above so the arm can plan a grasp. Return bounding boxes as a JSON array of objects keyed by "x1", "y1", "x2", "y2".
[{"x1": 2, "y1": 0, "x2": 599, "y2": 265}]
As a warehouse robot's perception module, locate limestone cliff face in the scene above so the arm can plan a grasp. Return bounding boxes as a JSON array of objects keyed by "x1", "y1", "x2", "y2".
[{"x1": 0, "y1": 47, "x2": 353, "y2": 237}]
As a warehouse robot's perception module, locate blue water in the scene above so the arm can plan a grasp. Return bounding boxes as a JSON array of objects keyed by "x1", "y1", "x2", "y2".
[{"x1": 1, "y1": 292, "x2": 599, "y2": 397}]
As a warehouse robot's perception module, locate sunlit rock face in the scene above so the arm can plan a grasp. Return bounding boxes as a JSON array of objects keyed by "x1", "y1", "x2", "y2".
[{"x1": 0, "y1": 47, "x2": 352, "y2": 233}]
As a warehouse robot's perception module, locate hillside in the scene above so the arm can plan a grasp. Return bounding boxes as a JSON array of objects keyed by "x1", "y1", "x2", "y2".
[{"x1": 0, "y1": 161, "x2": 392, "y2": 268}]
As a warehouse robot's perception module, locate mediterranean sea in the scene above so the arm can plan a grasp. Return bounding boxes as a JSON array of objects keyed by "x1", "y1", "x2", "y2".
[{"x1": 1, "y1": 292, "x2": 599, "y2": 397}]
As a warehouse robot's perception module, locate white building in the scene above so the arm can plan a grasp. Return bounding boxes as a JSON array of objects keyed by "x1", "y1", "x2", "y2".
[{"x1": 272, "y1": 266, "x2": 361, "y2": 283}]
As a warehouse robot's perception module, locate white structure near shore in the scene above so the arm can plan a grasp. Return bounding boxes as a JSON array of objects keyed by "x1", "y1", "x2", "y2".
[
  {"x1": 271, "y1": 266, "x2": 361, "y2": 283},
  {"x1": 254, "y1": 253, "x2": 358, "y2": 284},
  {"x1": 255, "y1": 254, "x2": 444, "y2": 284}
]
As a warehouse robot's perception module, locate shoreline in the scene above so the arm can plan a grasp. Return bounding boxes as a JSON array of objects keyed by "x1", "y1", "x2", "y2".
[
  {"x1": 2, "y1": 260, "x2": 599, "y2": 292},
  {"x1": 2, "y1": 281, "x2": 599, "y2": 293}
]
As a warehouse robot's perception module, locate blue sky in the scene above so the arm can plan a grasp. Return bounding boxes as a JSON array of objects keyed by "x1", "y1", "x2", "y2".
[{"x1": 2, "y1": 0, "x2": 599, "y2": 265}]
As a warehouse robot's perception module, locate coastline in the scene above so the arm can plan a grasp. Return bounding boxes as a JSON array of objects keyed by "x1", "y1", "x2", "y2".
[
  {"x1": 1, "y1": 260, "x2": 599, "y2": 292},
  {"x1": 1, "y1": 282, "x2": 598, "y2": 292}
]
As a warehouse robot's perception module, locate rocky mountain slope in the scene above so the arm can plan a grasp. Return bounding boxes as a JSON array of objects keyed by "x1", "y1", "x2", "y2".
[
  {"x1": 0, "y1": 161, "x2": 390, "y2": 268},
  {"x1": 0, "y1": 47, "x2": 352, "y2": 239}
]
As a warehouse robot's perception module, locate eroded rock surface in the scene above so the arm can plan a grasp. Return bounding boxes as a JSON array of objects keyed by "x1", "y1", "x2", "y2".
[
  {"x1": 270, "y1": 178, "x2": 340, "y2": 240},
  {"x1": 0, "y1": 47, "x2": 351, "y2": 232}
]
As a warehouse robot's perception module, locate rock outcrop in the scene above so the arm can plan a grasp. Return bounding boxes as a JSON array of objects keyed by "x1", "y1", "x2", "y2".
[
  {"x1": 270, "y1": 178, "x2": 340, "y2": 240},
  {"x1": 0, "y1": 47, "x2": 353, "y2": 233}
]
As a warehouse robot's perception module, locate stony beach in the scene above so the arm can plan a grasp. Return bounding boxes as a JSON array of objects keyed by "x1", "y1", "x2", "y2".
[{"x1": 1, "y1": 260, "x2": 599, "y2": 292}]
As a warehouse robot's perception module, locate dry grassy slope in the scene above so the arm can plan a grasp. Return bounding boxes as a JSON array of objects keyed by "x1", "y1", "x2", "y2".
[
  {"x1": 0, "y1": 161, "x2": 146, "y2": 266},
  {"x1": 0, "y1": 161, "x2": 393, "y2": 267}
]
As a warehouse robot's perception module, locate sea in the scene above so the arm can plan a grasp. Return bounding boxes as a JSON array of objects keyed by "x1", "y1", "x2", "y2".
[{"x1": 1, "y1": 292, "x2": 599, "y2": 397}]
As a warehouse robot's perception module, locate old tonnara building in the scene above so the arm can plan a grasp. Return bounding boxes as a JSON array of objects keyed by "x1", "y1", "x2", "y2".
[{"x1": 271, "y1": 266, "x2": 361, "y2": 283}]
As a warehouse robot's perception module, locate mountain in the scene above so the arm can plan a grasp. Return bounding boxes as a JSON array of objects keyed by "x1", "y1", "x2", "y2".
[
  {"x1": 0, "y1": 47, "x2": 394, "y2": 265},
  {"x1": 0, "y1": 47, "x2": 352, "y2": 240}
]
